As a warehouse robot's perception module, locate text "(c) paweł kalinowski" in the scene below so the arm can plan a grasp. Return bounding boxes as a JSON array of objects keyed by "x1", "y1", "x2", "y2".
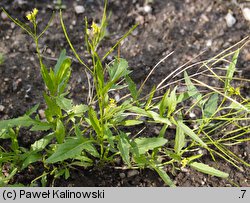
[{"x1": 19, "y1": 189, "x2": 105, "y2": 199}]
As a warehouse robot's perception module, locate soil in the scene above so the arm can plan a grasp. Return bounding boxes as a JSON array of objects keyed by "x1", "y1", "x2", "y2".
[{"x1": 0, "y1": 0, "x2": 250, "y2": 187}]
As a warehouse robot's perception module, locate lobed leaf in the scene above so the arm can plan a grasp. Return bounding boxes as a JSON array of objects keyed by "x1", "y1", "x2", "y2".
[
  {"x1": 134, "y1": 137, "x2": 168, "y2": 154},
  {"x1": 184, "y1": 71, "x2": 203, "y2": 105},
  {"x1": 45, "y1": 138, "x2": 87, "y2": 164},
  {"x1": 88, "y1": 107, "x2": 102, "y2": 136},
  {"x1": 224, "y1": 49, "x2": 239, "y2": 91},
  {"x1": 117, "y1": 132, "x2": 131, "y2": 166},
  {"x1": 174, "y1": 124, "x2": 185, "y2": 154},
  {"x1": 55, "y1": 119, "x2": 65, "y2": 144},
  {"x1": 152, "y1": 166, "x2": 175, "y2": 187},
  {"x1": 177, "y1": 121, "x2": 207, "y2": 147},
  {"x1": 125, "y1": 75, "x2": 139, "y2": 101},
  {"x1": 31, "y1": 133, "x2": 55, "y2": 151},
  {"x1": 189, "y1": 162, "x2": 229, "y2": 178},
  {"x1": 203, "y1": 93, "x2": 218, "y2": 118}
]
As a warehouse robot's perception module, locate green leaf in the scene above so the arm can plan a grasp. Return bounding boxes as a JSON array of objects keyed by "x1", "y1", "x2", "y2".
[
  {"x1": 184, "y1": 71, "x2": 203, "y2": 105},
  {"x1": 43, "y1": 93, "x2": 61, "y2": 117},
  {"x1": 152, "y1": 166, "x2": 175, "y2": 187},
  {"x1": 174, "y1": 124, "x2": 185, "y2": 154},
  {"x1": 129, "y1": 106, "x2": 149, "y2": 117},
  {"x1": 71, "y1": 104, "x2": 88, "y2": 116},
  {"x1": 83, "y1": 143, "x2": 99, "y2": 158},
  {"x1": 45, "y1": 138, "x2": 86, "y2": 163},
  {"x1": 56, "y1": 59, "x2": 71, "y2": 95},
  {"x1": 0, "y1": 115, "x2": 36, "y2": 130},
  {"x1": 125, "y1": 75, "x2": 138, "y2": 101},
  {"x1": 54, "y1": 49, "x2": 67, "y2": 74},
  {"x1": 148, "y1": 111, "x2": 172, "y2": 125},
  {"x1": 108, "y1": 58, "x2": 129, "y2": 81},
  {"x1": 164, "y1": 150, "x2": 182, "y2": 161},
  {"x1": 56, "y1": 53, "x2": 71, "y2": 95},
  {"x1": 30, "y1": 120, "x2": 52, "y2": 131},
  {"x1": 203, "y1": 93, "x2": 218, "y2": 118},
  {"x1": 88, "y1": 107, "x2": 101, "y2": 136},
  {"x1": 117, "y1": 132, "x2": 131, "y2": 166},
  {"x1": 41, "y1": 64, "x2": 55, "y2": 94},
  {"x1": 95, "y1": 55, "x2": 105, "y2": 91},
  {"x1": 177, "y1": 121, "x2": 207, "y2": 147},
  {"x1": 56, "y1": 96, "x2": 73, "y2": 112},
  {"x1": 25, "y1": 104, "x2": 40, "y2": 116},
  {"x1": 145, "y1": 86, "x2": 156, "y2": 110},
  {"x1": 104, "y1": 125, "x2": 115, "y2": 148},
  {"x1": 224, "y1": 49, "x2": 239, "y2": 91},
  {"x1": 104, "y1": 58, "x2": 131, "y2": 94},
  {"x1": 31, "y1": 133, "x2": 55, "y2": 151},
  {"x1": 159, "y1": 124, "x2": 168, "y2": 138},
  {"x1": 123, "y1": 120, "x2": 143, "y2": 126},
  {"x1": 134, "y1": 137, "x2": 168, "y2": 154},
  {"x1": 186, "y1": 154, "x2": 203, "y2": 163},
  {"x1": 167, "y1": 87, "x2": 177, "y2": 116},
  {"x1": 159, "y1": 89, "x2": 170, "y2": 117},
  {"x1": 55, "y1": 119, "x2": 65, "y2": 144},
  {"x1": 189, "y1": 162, "x2": 229, "y2": 178},
  {"x1": 21, "y1": 152, "x2": 42, "y2": 170}
]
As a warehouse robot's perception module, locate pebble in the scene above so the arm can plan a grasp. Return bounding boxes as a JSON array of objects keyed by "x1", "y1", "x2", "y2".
[
  {"x1": 10, "y1": 22, "x2": 15, "y2": 29},
  {"x1": 189, "y1": 112, "x2": 196, "y2": 118},
  {"x1": 225, "y1": 12, "x2": 236, "y2": 27},
  {"x1": 242, "y1": 7, "x2": 250, "y2": 21},
  {"x1": 206, "y1": 39, "x2": 212, "y2": 47},
  {"x1": 114, "y1": 93, "x2": 120, "y2": 102},
  {"x1": 0, "y1": 105, "x2": 5, "y2": 112},
  {"x1": 1, "y1": 11, "x2": 7, "y2": 20},
  {"x1": 16, "y1": 0, "x2": 27, "y2": 5},
  {"x1": 119, "y1": 173, "x2": 126, "y2": 179},
  {"x1": 74, "y1": 5, "x2": 85, "y2": 14},
  {"x1": 127, "y1": 170, "x2": 139, "y2": 178},
  {"x1": 143, "y1": 5, "x2": 152, "y2": 13},
  {"x1": 12, "y1": 78, "x2": 22, "y2": 91},
  {"x1": 38, "y1": 109, "x2": 46, "y2": 119}
]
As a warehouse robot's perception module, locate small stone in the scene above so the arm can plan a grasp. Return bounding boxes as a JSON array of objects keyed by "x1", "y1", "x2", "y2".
[
  {"x1": 46, "y1": 48, "x2": 52, "y2": 54},
  {"x1": 114, "y1": 93, "x2": 120, "y2": 102},
  {"x1": 16, "y1": 0, "x2": 27, "y2": 5},
  {"x1": 119, "y1": 173, "x2": 126, "y2": 179},
  {"x1": 38, "y1": 109, "x2": 46, "y2": 119},
  {"x1": 72, "y1": 20, "x2": 77, "y2": 26},
  {"x1": 1, "y1": 11, "x2": 8, "y2": 20},
  {"x1": 143, "y1": 5, "x2": 152, "y2": 13},
  {"x1": 225, "y1": 12, "x2": 236, "y2": 27},
  {"x1": 0, "y1": 105, "x2": 5, "y2": 112},
  {"x1": 189, "y1": 112, "x2": 196, "y2": 118},
  {"x1": 10, "y1": 22, "x2": 16, "y2": 29},
  {"x1": 127, "y1": 170, "x2": 139, "y2": 178},
  {"x1": 242, "y1": 8, "x2": 250, "y2": 21},
  {"x1": 206, "y1": 39, "x2": 212, "y2": 47},
  {"x1": 181, "y1": 167, "x2": 189, "y2": 173},
  {"x1": 30, "y1": 56, "x2": 35, "y2": 61},
  {"x1": 74, "y1": 5, "x2": 85, "y2": 14},
  {"x1": 13, "y1": 78, "x2": 22, "y2": 91}
]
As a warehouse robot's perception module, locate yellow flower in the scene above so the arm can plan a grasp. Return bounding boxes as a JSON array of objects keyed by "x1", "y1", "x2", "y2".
[
  {"x1": 181, "y1": 158, "x2": 188, "y2": 168},
  {"x1": 26, "y1": 8, "x2": 38, "y2": 22},
  {"x1": 109, "y1": 98, "x2": 117, "y2": 108},
  {"x1": 91, "y1": 22, "x2": 100, "y2": 35}
]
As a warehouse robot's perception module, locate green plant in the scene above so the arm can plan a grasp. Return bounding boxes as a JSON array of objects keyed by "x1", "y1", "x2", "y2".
[
  {"x1": 0, "y1": 53, "x2": 4, "y2": 65},
  {"x1": 1, "y1": 1, "x2": 249, "y2": 187}
]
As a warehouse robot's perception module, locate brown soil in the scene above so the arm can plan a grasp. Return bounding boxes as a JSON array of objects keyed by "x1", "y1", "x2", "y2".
[{"x1": 0, "y1": 0, "x2": 249, "y2": 187}]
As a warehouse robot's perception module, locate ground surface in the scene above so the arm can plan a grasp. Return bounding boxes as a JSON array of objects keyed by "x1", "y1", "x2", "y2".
[{"x1": 0, "y1": 0, "x2": 250, "y2": 186}]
